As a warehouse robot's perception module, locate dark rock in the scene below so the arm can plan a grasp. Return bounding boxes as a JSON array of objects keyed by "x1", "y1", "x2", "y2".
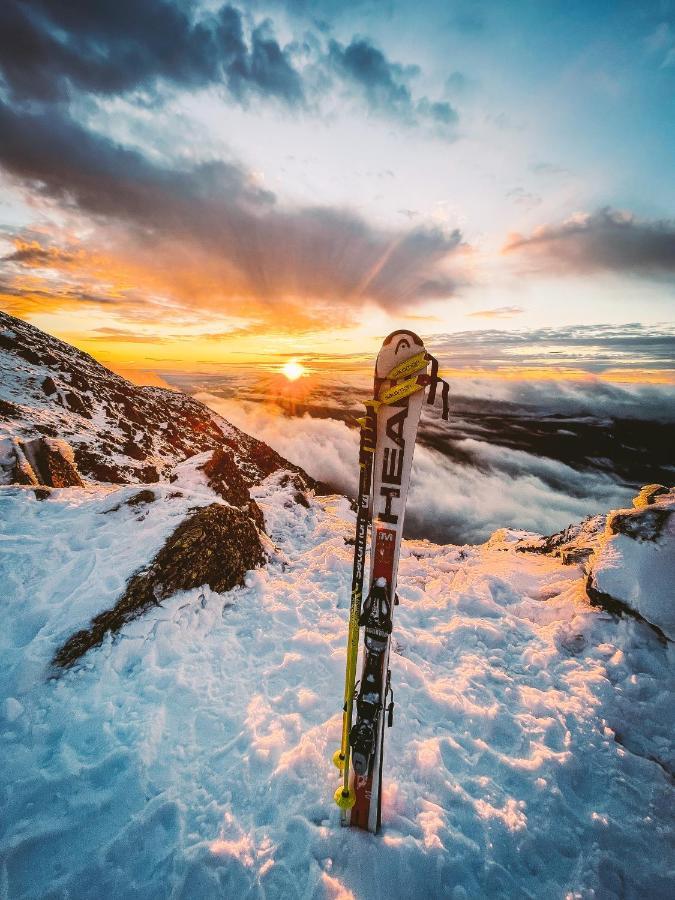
[
  {"x1": 63, "y1": 390, "x2": 91, "y2": 419},
  {"x1": 20, "y1": 437, "x2": 84, "y2": 488},
  {"x1": 200, "y1": 448, "x2": 250, "y2": 507},
  {"x1": 33, "y1": 488, "x2": 51, "y2": 500},
  {"x1": 198, "y1": 448, "x2": 266, "y2": 532},
  {"x1": 14, "y1": 343, "x2": 42, "y2": 365},
  {"x1": 560, "y1": 547, "x2": 593, "y2": 566},
  {"x1": 607, "y1": 507, "x2": 672, "y2": 542},
  {"x1": 248, "y1": 499, "x2": 266, "y2": 532},
  {"x1": 42, "y1": 376, "x2": 58, "y2": 397},
  {"x1": 122, "y1": 438, "x2": 148, "y2": 461},
  {"x1": 53, "y1": 503, "x2": 264, "y2": 667},
  {"x1": 126, "y1": 489, "x2": 156, "y2": 507},
  {"x1": 0, "y1": 398, "x2": 22, "y2": 419},
  {"x1": 35, "y1": 424, "x2": 59, "y2": 437},
  {"x1": 279, "y1": 471, "x2": 311, "y2": 507},
  {"x1": 140, "y1": 465, "x2": 160, "y2": 483},
  {"x1": 74, "y1": 446, "x2": 130, "y2": 483}
]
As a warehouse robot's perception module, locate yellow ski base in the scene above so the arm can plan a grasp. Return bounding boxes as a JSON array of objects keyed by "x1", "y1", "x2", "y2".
[
  {"x1": 334, "y1": 785, "x2": 356, "y2": 810},
  {"x1": 332, "y1": 749, "x2": 346, "y2": 772}
]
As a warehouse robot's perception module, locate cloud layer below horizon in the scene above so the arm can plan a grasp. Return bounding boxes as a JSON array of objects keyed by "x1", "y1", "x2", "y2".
[{"x1": 192, "y1": 371, "x2": 674, "y2": 544}]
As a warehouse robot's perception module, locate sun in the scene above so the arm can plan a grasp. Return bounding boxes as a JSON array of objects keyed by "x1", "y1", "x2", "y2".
[{"x1": 280, "y1": 359, "x2": 306, "y2": 381}]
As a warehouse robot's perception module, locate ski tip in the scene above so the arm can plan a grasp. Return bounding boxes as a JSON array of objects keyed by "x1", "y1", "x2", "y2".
[
  {"x1": 332, "y1": 749, "x2": 346, "y2": 772},
  {"x1": 334, "y1": 785, "x2": 356, "y2": 810}
]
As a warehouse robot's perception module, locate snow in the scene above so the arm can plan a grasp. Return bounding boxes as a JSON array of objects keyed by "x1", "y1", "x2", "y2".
[
  {"x1": 1, "y1": 476, "x2": 673, "y2": 899},
  {"x1": 590, "y1": 491, "x2": 675, "y2": 641}
]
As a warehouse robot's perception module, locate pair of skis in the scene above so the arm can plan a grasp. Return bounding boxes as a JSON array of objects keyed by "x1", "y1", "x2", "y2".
[{"x1": 333, "y1": 330, "x2": 449, "y2": 833}]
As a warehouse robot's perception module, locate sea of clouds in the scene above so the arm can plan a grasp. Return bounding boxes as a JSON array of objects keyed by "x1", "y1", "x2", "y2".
[{"x1": 184, "y1": 375, "x2": 674, "y2": 545}]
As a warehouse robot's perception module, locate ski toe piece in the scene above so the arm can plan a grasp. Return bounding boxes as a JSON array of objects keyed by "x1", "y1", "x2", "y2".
[
  {"x1": 332, "y1": 749, "x2": 346, "y2": 772},
  {"x1": 334, "y1": 785, "x2": 356, "y2": 810}
]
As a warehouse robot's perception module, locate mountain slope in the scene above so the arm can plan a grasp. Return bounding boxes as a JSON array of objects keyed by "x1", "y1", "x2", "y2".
[
  {"x1": 0, "y1": 310, "x2": 324, "y2": 489},
  {"x1": 0, "y1": 313, "x2": 673, "y2": 899}
]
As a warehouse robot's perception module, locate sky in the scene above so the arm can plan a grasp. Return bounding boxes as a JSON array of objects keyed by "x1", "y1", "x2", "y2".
[{"x1": 0, "y1": 0, "x2": 674, "y2": 383}]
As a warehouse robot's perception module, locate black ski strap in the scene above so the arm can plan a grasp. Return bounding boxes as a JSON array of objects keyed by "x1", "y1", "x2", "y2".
[
  {"x1": 426, "y1": 353, "x2": 439, "y2": 405},
  {"x1": 424, "y1": 353, "x2": 450, "y2": 421}
]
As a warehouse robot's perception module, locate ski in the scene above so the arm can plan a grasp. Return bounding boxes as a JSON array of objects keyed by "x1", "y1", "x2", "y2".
[
  {"x1": 333, "y1": 399, "x2": 377, "y2": 811},
  {"x1": 334, "y1": 329, "x2": 449, "y2": 833}
]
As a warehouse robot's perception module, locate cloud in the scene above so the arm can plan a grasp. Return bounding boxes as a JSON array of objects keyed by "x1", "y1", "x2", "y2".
[
  {"x1": 327, "y1": 37, "x2": 458, "y2": 131},
  {"x1": 196, "y1": 394, "x2": 361, "y2": 496},
  {"x1": 505, "y1": 187, "x2": 541, "y2": 209},
  {"x1": 0, "y1": 2, "x2": 458, "y2": 136},
  {"x1": 2, "y1": 239, "x2": 75, "y2": 266},
  {"x1": 528, "y1": 161, "x2": 569, "y2": 177},
  {"x1": 404, "y1": 442, "x2": 631, "y2": 545},
  {"x1": 0, "y1": 102, "x2": 464, "y2": 321},
  {"x1": 432, "y1": 323, "x2": 675, "y2": 374},
  {"x1": 193, "y1": 386, "x2": 643, "y2": 545},
  {"x1": 0, "y1": 1, "x2": 303, "y2": 105},
  {"x1": 504, "y1": 208, "x2": 675, "y2": 278},
  {"x1": 468, "y1": 306, "x2": 524, "y2": 319}
]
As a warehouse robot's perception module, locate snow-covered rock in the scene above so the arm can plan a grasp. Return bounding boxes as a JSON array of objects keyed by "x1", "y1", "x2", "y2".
[
  {"x1": 53, "y1": 501, "x2": 266, "y2": 668},
  {"x1": 588, "y1": 488, "x2": 675, "y2": 640}
]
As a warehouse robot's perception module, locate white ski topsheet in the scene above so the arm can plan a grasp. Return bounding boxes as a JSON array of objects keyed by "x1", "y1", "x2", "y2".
[{"x1": 370, "y1": 330, "x2": 428, "y2": 596}]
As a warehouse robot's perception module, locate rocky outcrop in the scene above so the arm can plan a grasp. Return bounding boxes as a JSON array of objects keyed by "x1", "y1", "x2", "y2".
[
  {"x1": 53, "y1": 503, "x2": 265, "y2": 668},
  {"x1": 197, "y1": 447, "x2": 267, "y2": 532},
  {"x1": 0, "y1": 436, "x2": 83, "y2": 489},
  {"x1": 199, "y1": 447, "x2": 251, "y2": 507},
  {"x1": 515, "y1": 515, "x2": 605, "y2": 564},
  {"x1": 632, "y1": 484, "x2": 670, "y2": 509},
  {"x1": 586, "y1": 487, "x2": 674, "y2": 641},
  {"x1": 512, "y1": 485, "x2": 674, "y2": 640},
  {"x1": 21, "y1": 437, "x2": 84, "y2": 488}
]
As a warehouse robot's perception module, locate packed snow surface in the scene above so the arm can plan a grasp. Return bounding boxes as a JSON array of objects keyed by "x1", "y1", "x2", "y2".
[{"x1": 1, "y1": 477, "x2": 673, "y2": 899}]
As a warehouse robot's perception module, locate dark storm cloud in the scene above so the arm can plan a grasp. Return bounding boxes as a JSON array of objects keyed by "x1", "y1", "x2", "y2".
[
  {"x1": 0, "y1": 1, "x2": 460, "y2": 135},
  {"x1": 327, "y1": 37, "x2": 458, "y2": 130},
  {"x1": 504, "y1": 208, "x2": 675, "y2": 277},
  {"x1": 0, "y1": 0, "x2": 303, "y2": 105},
  {"x1": 0, "y1": 102, "x2": 463, "y2": 311}
]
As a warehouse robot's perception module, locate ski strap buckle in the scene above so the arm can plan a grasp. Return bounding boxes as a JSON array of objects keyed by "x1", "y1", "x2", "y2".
[{"x1": 377, "y1": 352, "x2": 450, "y2": 420}]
